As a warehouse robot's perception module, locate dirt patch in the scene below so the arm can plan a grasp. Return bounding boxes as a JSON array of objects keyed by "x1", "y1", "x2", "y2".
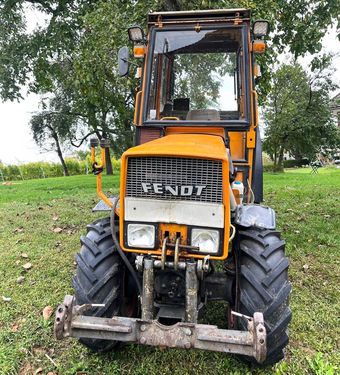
[{"x1": 19, "y1": 362, "x2": 34, "y2": 375}]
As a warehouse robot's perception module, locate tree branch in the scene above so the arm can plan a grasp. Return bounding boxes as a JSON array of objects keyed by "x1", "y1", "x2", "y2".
[{"x1": 70, "y1": 131, "x2": 96, "y2": 148}]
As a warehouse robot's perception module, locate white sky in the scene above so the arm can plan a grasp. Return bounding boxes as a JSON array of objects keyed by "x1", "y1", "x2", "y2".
[{"x1": 0, "y1": 12, "x2": 339, "y2": 164}]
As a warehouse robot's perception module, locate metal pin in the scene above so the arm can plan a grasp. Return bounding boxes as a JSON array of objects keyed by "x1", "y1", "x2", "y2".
[{"x1": 231, "y1": 311, "x2": 252, "y2": 321}]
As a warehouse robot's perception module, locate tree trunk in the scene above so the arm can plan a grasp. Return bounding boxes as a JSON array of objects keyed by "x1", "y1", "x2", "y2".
[
  {"x1": 105, "y1": 146, "x2": 113, "y2": 175},
  {"x1": 53, "y1": 133, "x2": 69, "y2": 176},
  {"x1": 277, "y1": 147, "x2": 285, "y2": 171},
  {"x1": 101, "y1": 131, "x2": 113, "y2": 176}
]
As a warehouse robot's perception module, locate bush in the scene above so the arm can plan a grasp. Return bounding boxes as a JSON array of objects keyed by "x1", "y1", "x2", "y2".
[
  {"x1": 263, "y1": 164, "x2": 284, "y2": 172},
  {"x1": 283, "y1": 158, "x2": 310, "y2": 168},
  {"x1": 0, "y1": 158, "x2": 121, "y2": 181},
  {"x1": 111, "y1": 157, "x2": 121, "y2": 171},
  {"x1": 65, "y1": 158, "x2": 87, "y2": 175}
]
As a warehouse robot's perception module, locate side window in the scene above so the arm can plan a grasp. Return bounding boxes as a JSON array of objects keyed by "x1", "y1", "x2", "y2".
[
  {"x1": 148, "y1": 55, "x2": 158, "y2": 119},
  {"x1": 148, "y1": 55, "x2": 171, "y2": 119}
]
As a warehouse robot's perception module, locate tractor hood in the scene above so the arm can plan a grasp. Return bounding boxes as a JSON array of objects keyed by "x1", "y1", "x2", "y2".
[{"x1": 122, "y1": 133, "x2": 228, "y2": 161}]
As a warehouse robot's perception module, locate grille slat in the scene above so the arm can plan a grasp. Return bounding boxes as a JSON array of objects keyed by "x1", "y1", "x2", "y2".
[{"x1": 126, "y1": 157, "x2": 223, "y2": 203}]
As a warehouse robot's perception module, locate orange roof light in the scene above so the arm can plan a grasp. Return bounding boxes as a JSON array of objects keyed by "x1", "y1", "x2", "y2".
[
  {"x1": 252, "y1": 40, "x2": 266, "y2": 54},
  {"x1": 134, "y1": 45, "x2": 146, "y2": 58}
]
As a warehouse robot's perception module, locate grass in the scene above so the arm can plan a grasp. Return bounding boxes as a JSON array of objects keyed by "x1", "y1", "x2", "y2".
[{"x1": 0, "y1": 168, "x2": 339, "y2": 375}]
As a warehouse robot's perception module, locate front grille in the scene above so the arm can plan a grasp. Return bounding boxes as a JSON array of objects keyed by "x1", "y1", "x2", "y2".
[{"x1": 126, "y1": 157, "x2": 223, "y2": 203}]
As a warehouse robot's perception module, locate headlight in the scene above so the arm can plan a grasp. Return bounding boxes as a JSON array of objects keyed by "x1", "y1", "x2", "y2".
[
  {"x1": 127, "y1": 224, "x2": 155, "y2": 248},
  {"x1": 191, "y1": 228, "x2": 220, "y2": 254}
]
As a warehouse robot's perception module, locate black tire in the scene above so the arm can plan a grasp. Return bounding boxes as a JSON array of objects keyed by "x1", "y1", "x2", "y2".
[
  {"x1": 252, "y1": 129, "x2": 263, "y2": 203},
  {"x1": 237, "y1": 228, "x2": 292, "y2": 365},
  {"x1": 73, "y1": 217, "x2": 130, "y2": 352}
]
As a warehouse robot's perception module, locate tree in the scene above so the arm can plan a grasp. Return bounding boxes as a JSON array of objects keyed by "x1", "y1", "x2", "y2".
[
  {"x1": 30, "y1": 93, "x2": 77, "y2": 176},
  {"x1": 263, "y1": 62, "x2": 339, "y2": 169}
]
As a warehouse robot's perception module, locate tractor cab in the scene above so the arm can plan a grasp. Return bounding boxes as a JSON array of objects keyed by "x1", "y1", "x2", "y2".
[{"x1": 122, "y1": 9, "x2": 268, "y2": 202}]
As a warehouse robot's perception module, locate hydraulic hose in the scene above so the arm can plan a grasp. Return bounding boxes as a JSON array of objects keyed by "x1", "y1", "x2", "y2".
[{"x1": 110, "y1": 198, "x2": 142, "y2": 298}]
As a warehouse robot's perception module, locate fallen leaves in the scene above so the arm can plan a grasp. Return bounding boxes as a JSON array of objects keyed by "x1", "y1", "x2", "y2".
[
  {"x1": 21, "y1": 253, "x2": 29, "y2": 259},
  {"x1": 55, "y1": 241, "x2": 62, "y2": 249},
  {"x1": 53, "y1": 225, "x2": 78, "y2": 236},
  {"x1": 11, "y1": 323, "x2": 19, "y2": 332},
  {"x1": 302, "y1": 264, "x2": 309, "y2": 272},
  {"x1": 17, "y1": 276, "x2": 25, "y2": 284},
  {"x1": 19, "y1": 362, "x2": 34, "y2": 375},
  {"x1": 23, "y1": 262, "x2": 32, "y2": 271},
  {"x1": 43, "y1": 306, "x2": 54, "y2": 321}
]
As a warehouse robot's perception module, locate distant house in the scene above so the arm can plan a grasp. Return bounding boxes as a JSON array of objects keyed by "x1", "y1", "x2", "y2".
[{"x1": 330, "y1": 92, "x2": 340, "y2": 127}]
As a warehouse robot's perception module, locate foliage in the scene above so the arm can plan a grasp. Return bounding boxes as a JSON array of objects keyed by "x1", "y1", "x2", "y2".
[
  {"x1": 173, "y1": 52, "x2": 236, "y2": 109},
  {"x1": 0, "y1": 157, "x2": 121, "y2": 181},
  {"x1": 30, "y1": 92, "x2": 77, "y2": 176},
  {"x1": 263, "y1": 62, "x2": 340, "y2": 167},
  {"x1": 263, "y1": 164, "x2": 283, "y2": 172},
  {"x1": 283, "y1": 159, "x2": 310, "y2": 168},
  {"x1": 307, "y1": 352, "x2": 338, "y2": 375}
]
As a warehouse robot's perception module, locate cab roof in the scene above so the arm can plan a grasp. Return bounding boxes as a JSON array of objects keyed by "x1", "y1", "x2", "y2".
[{"x1": 148, "y1": 8, "x2": 251, "y2": 26}]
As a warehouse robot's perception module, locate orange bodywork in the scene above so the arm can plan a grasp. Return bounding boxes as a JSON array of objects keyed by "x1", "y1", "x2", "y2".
[{"x1": 119, "y1": 134, "x2": 231, "y2": 260}]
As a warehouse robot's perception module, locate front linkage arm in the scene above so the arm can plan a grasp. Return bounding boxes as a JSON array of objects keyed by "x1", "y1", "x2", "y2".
[
  {"x1": 55, "y1": 258, "x2": 267, "y2": 363},
  {"x1": 55, "y1": 295, "x2": 266, "y2": 363}
]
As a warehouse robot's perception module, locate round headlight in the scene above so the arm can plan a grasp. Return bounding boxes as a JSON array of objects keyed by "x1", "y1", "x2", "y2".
[
  {"x1": 127, "y1": 224, "x2": 155, "y2": 249},
  {"x1": 191, "y1": 228, "x2": 219, "y2": 254}
]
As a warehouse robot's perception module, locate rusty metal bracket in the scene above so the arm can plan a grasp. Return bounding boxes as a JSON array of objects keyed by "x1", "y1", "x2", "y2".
[
  {"x1": 54, "y1": 295, "x2": 267, "y2": 363},
  {"x1": 54, "y1": 295, "x2": 74, "y2": 339}
]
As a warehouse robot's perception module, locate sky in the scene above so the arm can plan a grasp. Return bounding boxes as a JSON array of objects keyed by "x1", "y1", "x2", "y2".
[{"x1": 0, "y1": 12, "x2": 339, "y2": 164}]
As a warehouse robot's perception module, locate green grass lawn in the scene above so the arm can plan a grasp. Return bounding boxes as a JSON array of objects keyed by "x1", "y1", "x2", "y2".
[{"x1": 0, "y1": 168, "x2": 339, "y2": 375}]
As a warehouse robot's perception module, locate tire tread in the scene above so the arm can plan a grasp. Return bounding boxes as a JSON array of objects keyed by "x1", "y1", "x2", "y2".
[
  {"x1": 73, "y1": 217, "x2": 123, "y2": 352},
  {"x1": 238, "y1": 227, "x2": 291, "y2": 365}
]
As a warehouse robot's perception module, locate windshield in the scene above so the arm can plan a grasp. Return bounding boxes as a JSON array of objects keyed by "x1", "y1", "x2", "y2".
[{"x1": 146, "y1": 27, "x2": 245, "y2": 122}]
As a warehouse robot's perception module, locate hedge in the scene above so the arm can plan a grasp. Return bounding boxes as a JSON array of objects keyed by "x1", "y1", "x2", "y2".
[
  {"x1": 0, "y1": 157, "x2": 121, "y2": 181},
  {"x1": 283, "y1": 158, "x2": 310, "y2": 168}
]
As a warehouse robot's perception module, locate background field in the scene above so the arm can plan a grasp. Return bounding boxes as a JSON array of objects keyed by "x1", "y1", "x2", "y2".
[{"x1": 0, "y1": 168, "x2": 339, "y2": 375}]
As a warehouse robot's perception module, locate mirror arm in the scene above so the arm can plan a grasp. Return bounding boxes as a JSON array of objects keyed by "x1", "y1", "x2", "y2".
[{"x1": 122, "y1": 58, "x2": 139, "y2": 68}]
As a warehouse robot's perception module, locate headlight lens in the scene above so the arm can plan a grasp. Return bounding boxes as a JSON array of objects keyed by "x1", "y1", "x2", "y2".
[
  {"x1": 127, "y1": 224, "x2": 155, "y2": 248},
  {"x1": 191, "y1": 228, "x2": 220, "y2": 254}
]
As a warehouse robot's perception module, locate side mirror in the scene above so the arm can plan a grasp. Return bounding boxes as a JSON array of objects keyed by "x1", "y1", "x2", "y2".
[{"x1": 118, "y1": 46, "x2": 129, "y2": 77}]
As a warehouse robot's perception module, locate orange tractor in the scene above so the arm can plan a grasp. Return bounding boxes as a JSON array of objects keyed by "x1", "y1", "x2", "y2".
[{"x1": 55, "y1": 9, "x2": 291, "y2": 365}]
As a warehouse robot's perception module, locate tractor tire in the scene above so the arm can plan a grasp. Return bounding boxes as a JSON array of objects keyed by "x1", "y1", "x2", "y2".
[
  {"x1": 73, "y1": 217, "x2": 127, "y2": 352},
  {"x1": 238, "y1": 228, "x2": 292, "y2": 365}
]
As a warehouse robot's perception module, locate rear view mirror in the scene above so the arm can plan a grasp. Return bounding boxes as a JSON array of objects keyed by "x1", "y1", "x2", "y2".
[{"x1": 118, "y1": 46, "x2": 129, "y2": 77}]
